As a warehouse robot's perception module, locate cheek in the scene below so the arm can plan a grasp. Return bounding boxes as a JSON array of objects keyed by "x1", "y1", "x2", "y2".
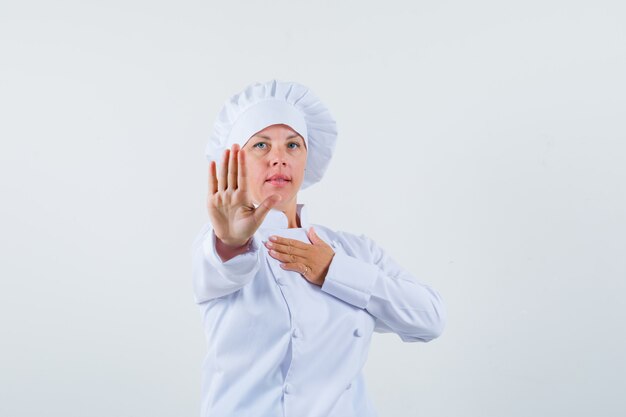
[
  {"x1": 296, "y1": 158, "x2": 307, "y2": 180},
  {"x1": 243, "y1": 158, "x2": 262, "y2": 177}
]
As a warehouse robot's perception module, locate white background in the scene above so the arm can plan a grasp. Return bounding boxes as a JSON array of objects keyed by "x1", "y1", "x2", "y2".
[{"x1": 1, "y1": 1, "x2": 625, "y2": 416}]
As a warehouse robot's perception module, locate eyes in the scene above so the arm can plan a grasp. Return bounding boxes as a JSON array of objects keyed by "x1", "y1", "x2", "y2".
[{"x1": 252, "y1": 141, "x2": 302, "y2": 150}]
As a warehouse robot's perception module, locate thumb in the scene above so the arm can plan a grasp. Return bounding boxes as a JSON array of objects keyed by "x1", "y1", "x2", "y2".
[
  {"x1": 307, "y1": 226, "x2": 321, "y2": 244},
  {"x1": 253, "y1": 194, "x2": 282, "y2": 223}
]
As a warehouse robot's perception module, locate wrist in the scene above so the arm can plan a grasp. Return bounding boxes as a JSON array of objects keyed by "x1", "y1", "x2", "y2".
[
  {"x1": 217, "y1": 236, "x2": 251, "y2": 250},
  {"x1": 214, "y1": 235, "x2": 253, "y2": 263}
]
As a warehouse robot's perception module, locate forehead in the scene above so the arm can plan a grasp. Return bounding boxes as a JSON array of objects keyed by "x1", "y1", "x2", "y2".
[
  {"x1": 252, "y1": 132, "x2": 303, "y2": 141},
  {"x1": 257, "y1": 123, "x2": 301, "y2": 135},
  {"x1": 245, "y1": 124, "x2": 303, "y2": 145}
]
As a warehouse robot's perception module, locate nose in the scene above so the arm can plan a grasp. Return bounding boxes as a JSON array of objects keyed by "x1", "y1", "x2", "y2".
[{"x1": 269, "y1": 146, "x2": 288, "y2": 167}]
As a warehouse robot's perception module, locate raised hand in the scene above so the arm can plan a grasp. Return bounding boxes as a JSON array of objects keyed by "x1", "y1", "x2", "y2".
[{"x1": 207, "y1": 143, "x2": 282, "y2": 248}]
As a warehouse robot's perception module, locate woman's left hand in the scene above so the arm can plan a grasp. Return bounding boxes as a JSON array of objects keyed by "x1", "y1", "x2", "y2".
[{"x1": 264, "y1": 227, "x2": 335, "y2": 287}]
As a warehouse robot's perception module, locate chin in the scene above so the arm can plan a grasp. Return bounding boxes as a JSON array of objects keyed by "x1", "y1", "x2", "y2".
[
  {"x1": 265, "y1": 191, "x2": 296, "y2": 205},
  {"x1": 255, "y1": 181, "x2": 302, "y2": 205}
]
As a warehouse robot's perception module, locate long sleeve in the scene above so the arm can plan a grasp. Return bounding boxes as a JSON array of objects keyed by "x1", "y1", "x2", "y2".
[
  {"x1": 320, "y1": 233, "x2": 446, "y2": 343},
  {"x1": 191, "y1": 222, "x2": 262, "y2": 304}
]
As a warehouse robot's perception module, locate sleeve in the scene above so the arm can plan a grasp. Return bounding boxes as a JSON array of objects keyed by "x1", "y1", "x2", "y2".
[
  {"x1": 190, "y1": 222, "x2": 262, "y2": 304},
  {"x1": 320, "y1": 234, "x2": 446, "y2": 343}
]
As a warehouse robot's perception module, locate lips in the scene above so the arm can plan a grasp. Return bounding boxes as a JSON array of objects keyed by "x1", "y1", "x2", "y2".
[
  {"x1": 266, "y1": 174, "x2": 291, "y2": 181},
  {"x1": 266, "y1": 174, "x2": 291, "y2": 187}
]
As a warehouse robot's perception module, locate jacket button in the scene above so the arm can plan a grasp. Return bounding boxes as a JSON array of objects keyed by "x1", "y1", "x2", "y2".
[
  {"x1": 284, "y1": 383, "x2": 292, "y2": 394},
  {"x1": 292, "y1": 328, "x2": 301, "y2": 338},
  {"x1": 354, "y1": 328, "x2": 362, "y2": 337}
]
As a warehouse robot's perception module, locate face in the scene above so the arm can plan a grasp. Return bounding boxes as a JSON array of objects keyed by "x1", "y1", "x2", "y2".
[{"x1": 241, "y1": 124, "x2": 308, "y2": 211}]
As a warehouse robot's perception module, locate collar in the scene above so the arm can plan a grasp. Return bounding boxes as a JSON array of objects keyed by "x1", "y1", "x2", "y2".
[{"x1": 254, "y1": 202, "x2": 310, "y2": 230}]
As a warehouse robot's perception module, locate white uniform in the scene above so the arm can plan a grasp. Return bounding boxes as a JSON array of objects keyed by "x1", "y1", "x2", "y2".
[{"x1": 191, "y1": 203, "x2": 446, "y2": 417}]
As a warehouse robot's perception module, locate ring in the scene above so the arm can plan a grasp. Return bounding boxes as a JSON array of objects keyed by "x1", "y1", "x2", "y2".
[{"x1": 303, "y1": 265, "x2": 309, "y2": 276}]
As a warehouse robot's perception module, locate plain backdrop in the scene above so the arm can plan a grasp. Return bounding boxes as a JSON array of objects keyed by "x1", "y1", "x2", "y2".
[{"x1": 1, "y1": 1, "x2": 625, "y2": 416}]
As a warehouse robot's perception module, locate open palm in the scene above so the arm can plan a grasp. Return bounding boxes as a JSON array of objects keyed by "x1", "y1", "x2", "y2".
[{"x1": 207, "y1": 143, "x2": 281, "y2": 247}]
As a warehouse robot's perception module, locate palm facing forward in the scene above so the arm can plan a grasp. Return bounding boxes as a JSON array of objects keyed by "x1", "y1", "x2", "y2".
[{"x1": 207, "y1": 143, "x2": 282, "y2": 248}]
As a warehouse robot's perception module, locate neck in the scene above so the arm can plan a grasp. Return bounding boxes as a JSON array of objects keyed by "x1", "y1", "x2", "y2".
[
  {"x1": 278, "y1": 201, "x2": 300, "y2": 229},
  {"x1": 256, "y1": 197, "x2": 301, "y2": 228}
]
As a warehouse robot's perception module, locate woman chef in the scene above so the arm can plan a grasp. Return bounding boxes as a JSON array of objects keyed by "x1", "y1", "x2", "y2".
[{"x1": 191, "y1": 79, "x2": 446, "y2": 417}]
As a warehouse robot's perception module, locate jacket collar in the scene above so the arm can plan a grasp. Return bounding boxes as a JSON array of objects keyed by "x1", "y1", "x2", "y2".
[{"x1": 255, "y1": 202, "x2": 310, "y2": 230}]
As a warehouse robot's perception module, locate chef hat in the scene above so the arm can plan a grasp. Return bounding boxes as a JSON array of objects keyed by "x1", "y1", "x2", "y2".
[{"x1": 206, "y1": 79, "x2": 338, "y2": 190}]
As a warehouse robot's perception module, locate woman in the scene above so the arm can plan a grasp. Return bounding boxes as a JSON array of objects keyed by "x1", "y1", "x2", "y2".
[{"x1": 191, "y1": 79, "x2": 446, "y2": 417}]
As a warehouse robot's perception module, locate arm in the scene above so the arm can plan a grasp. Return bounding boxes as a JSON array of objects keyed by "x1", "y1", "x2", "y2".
[
  {"x1": 320, "y1": 234, "x2": 446, "y2": 342},
  {"x1": 191, "y1": 222, "x2": 261, "y2": 304},
  {"x1": 195, "y1": 141, "x2": 281, "y2": 304}
]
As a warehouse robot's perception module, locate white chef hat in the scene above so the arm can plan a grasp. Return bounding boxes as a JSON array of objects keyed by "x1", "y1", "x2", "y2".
[{"x1": 206, "y1": 79, "x2": 338, "y2": 190}]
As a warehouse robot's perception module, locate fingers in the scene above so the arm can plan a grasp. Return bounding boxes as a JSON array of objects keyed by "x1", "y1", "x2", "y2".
[
  {"x1": 218, "y1": 148, "x2": 229, "y2": 192},
  {"x1": 254, "y1": 194, "x2": 282, "y2": 223},
  {"x1": 208, "y1": 161, "x2": 218, "y2": 195},
  {"x1": 228, "y1": 144, "x2": 238, "y2": 189},
  {"x1": 237, "y1": 146, "x2": 247, "y2": 192},
  {"x1": 266, "y1": 236, "x2": 309, "y2": 251},
  {"x1": 217, "y1": 144, "x2": 241, "y2": 192},
  {"x1": 266, "y1": 246, "x2": 300, "y2": 264},
  {"x1": 278, "y1": 261, "x2": 313, "y2": 280},
  {"x1": 264, "y1": 239, "x2": 307, "y2": 257}
]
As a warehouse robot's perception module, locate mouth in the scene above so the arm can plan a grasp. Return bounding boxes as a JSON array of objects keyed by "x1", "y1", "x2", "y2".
[{"x1": 266, "y1": 175, "x2": 291, "y2": 187}]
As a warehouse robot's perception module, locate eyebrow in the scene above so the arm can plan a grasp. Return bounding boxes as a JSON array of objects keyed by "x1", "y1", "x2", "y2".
[{"x1": 253, "y1": 134, "x2": 301, "y2": 140}]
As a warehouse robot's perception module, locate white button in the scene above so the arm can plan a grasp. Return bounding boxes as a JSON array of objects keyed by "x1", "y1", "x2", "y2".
[
  {"x1": 354, "y1": 328, "x2": 362, "y2": 337},
  {"x1": 346, "y1": 382, "x2": 352, "y2": 390},
  {"x1": 276, "y1": 277, "x2": 285, "y2": 286},
  {"x1": 292, "y1": 328, "x2": 301, "y2": 338},
  {"x1": 284, "y1": 383, "x2": 292, "y2": 394}
]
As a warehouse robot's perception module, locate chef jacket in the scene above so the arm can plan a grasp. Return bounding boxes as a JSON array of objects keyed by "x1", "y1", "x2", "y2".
[{"x1": 191, "y1": 203, "x2": 446, "y2": 417}]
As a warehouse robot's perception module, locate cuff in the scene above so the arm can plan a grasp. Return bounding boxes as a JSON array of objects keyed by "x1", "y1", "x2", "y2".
[
  {"x1": 203, "y1": 229, "x2": 260, "y2": 280},
  {"x1": 320, "y1": 251, "x2": 379, "y2": 309}
]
